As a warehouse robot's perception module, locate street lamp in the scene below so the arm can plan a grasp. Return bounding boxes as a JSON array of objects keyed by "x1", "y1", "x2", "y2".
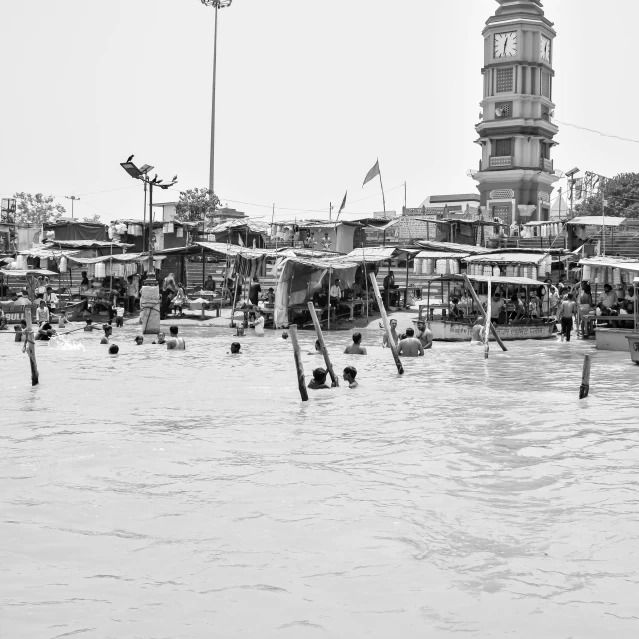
[
  {"x1": 65, "y1": 195, "x2": 81, "y2": 220},
  {"x1": 200, "y1": 0, "x2": 234, "y2": 199},
  {"x1": 120, "y1": 156, "x2": 177, "y2": 334}
]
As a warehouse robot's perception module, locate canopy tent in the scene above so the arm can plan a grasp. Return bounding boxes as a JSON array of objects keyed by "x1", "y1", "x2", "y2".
[
  {"x1": 567, "y1": 216, "x2": 627, "y2": 227},
  {"x1": 345, "y1": 246, "x2": 419, "y2": 263},
  {"x1": 196, "y1": 241, "x2": 277, "y2": 260},
  {"x1": 416, "y1": 250, "x2": 471, "y2": 259},
  {"x1": 66, "y1": 252, "x2": 164, "y2": 265},
  {"x1": 274, "y1": 254, "x2": 365, "y2": 328},
  {"x1": 270, "y1": 220, "x2": 363, "y2": 254},
  {"x1": 464, "y1": 252, "x2": 549, "y2": 265},
  {"x1": 207, "y1": 219, "x2": 270, "y2": 247},
  {"x1": 276, "y1": 247, "x2": 341, "y2": 259},
  {"x1": 415, "y1": 240, "x2": 491, "y2": 254},
  {"x1": 0, "y1": 269, "x2": 58, "y2": 277},
  {"x1": 18, "y1": 246, "x2": 80, "y2": 259},
  {"x1": 431, "y1": 274, "x2": 548, "y2": 287},
  {"x1": 578, "y1": 257, "x2": 639, "y2": 273},
  {"x1": 43, "y1": 221, "x2": 107, "y2": 242},
  {"x1": 43, "y1": 239, "x2": 134, "y2": 251}
]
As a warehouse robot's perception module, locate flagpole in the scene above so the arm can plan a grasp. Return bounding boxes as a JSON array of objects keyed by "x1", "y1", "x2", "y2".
[{"x1": 378, "y1": 163, "x2": 386, "y2": 213}]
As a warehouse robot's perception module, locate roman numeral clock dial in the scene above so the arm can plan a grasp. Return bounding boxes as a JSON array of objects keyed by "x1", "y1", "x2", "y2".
[
  {"x1": 494, "y1": 32, "x2": 517, "y2": 58},
  {"x1": 541, "y1": 35, "x2": 551, "y2": 62}
]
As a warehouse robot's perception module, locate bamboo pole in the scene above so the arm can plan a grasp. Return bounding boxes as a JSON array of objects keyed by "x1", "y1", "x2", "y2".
[
  {"x1": 307, "y1": 302, "x2": 339, "y2": 387},
  {"x1": 462, "y1": 274, "x2": 508, "y2": 352},
  {"x1": 369, "y1": 272, "x2": 404, "y2": 375},
  {"x1": 289, "y1": 325, "x2": 309, "y2": 402},
  {"x1": 485, "y1": 276, "x2": 492, "y2": 359},
  {"x1": 579, "y1": 354, "x2": 592, "y2": 399},
  {"x1": 23, "y1": 308, "x2": 39, "y2": 386}
]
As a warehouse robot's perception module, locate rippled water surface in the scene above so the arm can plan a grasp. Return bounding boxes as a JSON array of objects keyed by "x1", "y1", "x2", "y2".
[{"x1": 1, "y1": 324, "x2": 639, "y2": 638}]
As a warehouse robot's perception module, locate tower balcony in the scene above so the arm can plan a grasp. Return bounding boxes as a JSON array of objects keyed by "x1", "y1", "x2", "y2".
[
  {"x1": 540, "y1": 158, "x2": 554, "y2": 173},
  {"x1": 489, "y1": 155, "x2": 513, "y2": 168}
]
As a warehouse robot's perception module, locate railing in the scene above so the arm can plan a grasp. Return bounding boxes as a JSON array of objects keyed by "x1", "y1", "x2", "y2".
[
  {"x1": 489, "y1": 156, "x2": 513, "y2": 168},
  {"x1": 540, "y1": 158, "x2": 554, "y2": 173}
]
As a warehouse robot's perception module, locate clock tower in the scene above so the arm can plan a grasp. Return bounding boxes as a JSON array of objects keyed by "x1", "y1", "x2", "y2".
[{"x1": 473, "y1": 0, "x2": 559, "y2": 225}]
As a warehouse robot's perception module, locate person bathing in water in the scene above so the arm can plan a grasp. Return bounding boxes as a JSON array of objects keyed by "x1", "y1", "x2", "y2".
[
  {"x1": 470, "y1": 316, "x2": 486, "y2": 345},
  {"x1": 397, "y1": 327, "x2": 424, "y2": 357},
  {"x1": 308, "y1": 367, "x2": 331, "y2": 390},
  {"x1": 166, "y1": 325, "x2": 185, "y2": 350},
  {"x1": 343, "y1": 366, "x2": 358, "y2": 389},
  {"x1": 344, "y1": 332, "x2": 367, "y2": 355},
  {"x1": 382, "y1": 318, "x2": 399, "y2": 348}
]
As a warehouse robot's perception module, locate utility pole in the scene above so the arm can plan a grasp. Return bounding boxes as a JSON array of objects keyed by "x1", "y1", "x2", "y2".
[
  {"x1": 329, "y1": 203, "x2": 333, "y2": 221},
  {"x1": 65, "y1": 195, "x2": 80, "y2": 220}
]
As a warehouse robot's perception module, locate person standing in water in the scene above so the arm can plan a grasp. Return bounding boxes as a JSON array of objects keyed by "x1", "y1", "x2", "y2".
[
  {"x1": 557, "y1": 292, "x2": 578, "y2": 342},
  {"x1": 416, "y1": 320, "x2": 433, "y2": 350},
  {"x1": 382, "y1": 318, "x2": 399, "y2": 348},
  {"x1": 166, "y1": 325, "x2": 185, "y2": 350},
  {"x1": 308, "y1": 368, "x2": 330, "y2": 389},
  {"x1": 343, "y1": 366, "x2": 359, "y2": 388},
  {"x1": 397, "y1": 328, "x2": 424, "y2": 357},
  {"x1": 344, "y1": 332, "x2": 367, "y2": 355},
  {"x1": 470, "y1": 316, "x2": 485, "y2": 345}
]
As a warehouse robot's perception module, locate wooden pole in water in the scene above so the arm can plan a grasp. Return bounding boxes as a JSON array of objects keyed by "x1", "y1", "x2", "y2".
[
  {"x1": 462, "y1": 274, "x2": 508, "y2": 352},
  {"x1": 23, "y1": 308, "x2": 39, "y2": 386},
  {"x1": 485, "y1": 276, "x2": 492, "y2": 359},
  {"x1": 369, "y1": 271, "x2": 404, "y2": 375},
  {"x1": 289, "y1": 325, "x2": 309, "y2": 402},
  {"x1": 307, "y1": 302, "x2": 339, "y2": 387},
  {"x1": 579, "y1": 354, "x2": 592, "y2": 399}
]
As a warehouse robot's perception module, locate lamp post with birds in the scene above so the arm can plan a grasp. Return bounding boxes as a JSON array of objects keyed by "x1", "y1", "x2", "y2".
[
  {"x1": 120, "y1": 156, "x2": 177, "y2": 333},
  {"x1": 200, "y1": 0, "x2": 233, "y2": 198}
]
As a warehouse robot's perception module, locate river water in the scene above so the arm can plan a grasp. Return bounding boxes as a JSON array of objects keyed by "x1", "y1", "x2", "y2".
[{"x1": 1, "y1": 325, "x2": 638, "y2": 638}]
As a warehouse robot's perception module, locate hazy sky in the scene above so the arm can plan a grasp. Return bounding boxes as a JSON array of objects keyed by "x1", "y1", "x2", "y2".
[{"x1": 1, "y1": 0, "x2": 636, "y2": 223}]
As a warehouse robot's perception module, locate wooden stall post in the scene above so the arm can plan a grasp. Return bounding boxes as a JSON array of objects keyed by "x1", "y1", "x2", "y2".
[
  {"x1": 579, "y1": 354, "x2": 592, "y2": 399},
  {"x1": 307, "y1": 302, "x2": 339, "y2": 387},
  {"x1": 369, "y1": 272, "x2": 404, "y2": 375},
  {"x1": 23, "y1": 309, "x2": 39, "y2": 386},
  {"x1": 289, "y1": 325, "x2": 309, "y2": 402},
  {"x1": 462, "y1": 274, "x2": 508, "y2": 352}
]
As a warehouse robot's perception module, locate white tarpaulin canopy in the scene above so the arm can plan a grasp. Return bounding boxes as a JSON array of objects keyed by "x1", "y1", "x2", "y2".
[
  {"x1": 416, "y1": 251, "x2": 471, "y2": 259},
  {"x1": 578, "y1": 257, "x2": 639, "y2": 273},
  {"x1": 567, "y1": 216, "x2": 627, "y2": 227},
  {"x1": 464, "y1": 252, "x2": 548, "y2": 265}
]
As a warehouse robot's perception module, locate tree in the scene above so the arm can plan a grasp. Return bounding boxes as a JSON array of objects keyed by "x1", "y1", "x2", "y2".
[
  {"x1": 82, "y1": 214, "x2": 102, "y2": 223},
  {"x1": 13, "y1": 192, "x2": 65, "y2": 227},
  {"x1": 175, "y1": 187, "x2": 220, "y2": 226},
  {"x1": 575, "y1": 172, "x2": 639, "y2": 220}
]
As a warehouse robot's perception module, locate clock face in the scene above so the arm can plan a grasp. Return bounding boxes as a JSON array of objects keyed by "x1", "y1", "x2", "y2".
[
  {"x1": 540, "y1": 35, "x2": 551, "y2": 62},
  {"x1": 494, "y1": 32, "x2": 517, "y2": 58}
]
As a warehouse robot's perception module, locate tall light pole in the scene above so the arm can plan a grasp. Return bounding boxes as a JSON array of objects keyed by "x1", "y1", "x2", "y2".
[
  {"x1": 65, "y1": 195, "x2": 81, "y2": 220},
  {"x1": 120, "y1": 157, "x2": 177, "y2": 334},
  {"x1": 200, "y1": 0, "x2": 233, "y2": 200}
]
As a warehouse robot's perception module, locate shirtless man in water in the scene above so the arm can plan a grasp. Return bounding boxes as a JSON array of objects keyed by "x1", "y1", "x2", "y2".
[
  {"x1": 397, "y1": 328, "x2": 424, "y2": 357},
  {"x1": 344, "y1": 332, "x2": 367, "y2": 355},
  {"x1": 166, "y1": 325, "x2": 185, "y2": 350},
  {"x1": 470, "y1": 316, "x2": 485, "y2": 345},
  {"x1": 382, "y1": 318, "x2": 399, "y2": 348},
  {"x1": 416, "y1": 321, "x2": 433, "y2": 350}
]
